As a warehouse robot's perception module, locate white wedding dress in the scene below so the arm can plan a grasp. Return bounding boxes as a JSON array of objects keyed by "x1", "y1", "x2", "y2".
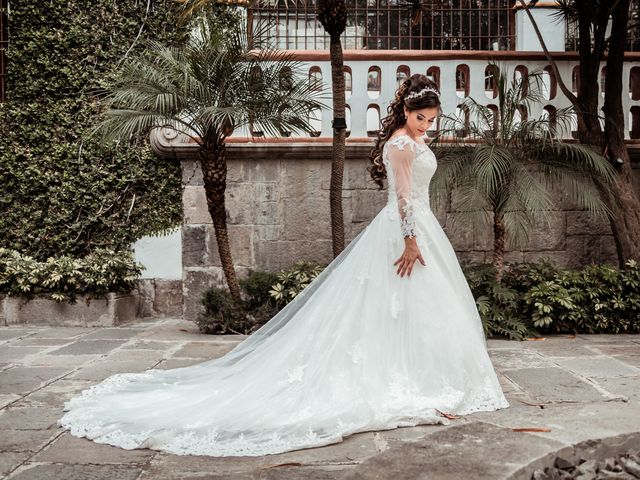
[{"x1": 58, "y1": 133, "x2": 509, "y2": 457}]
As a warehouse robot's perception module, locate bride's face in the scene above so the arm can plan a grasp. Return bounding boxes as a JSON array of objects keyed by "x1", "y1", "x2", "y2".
[{"x1": 403, "y1": 106, "x2": 440, "y2": 136}]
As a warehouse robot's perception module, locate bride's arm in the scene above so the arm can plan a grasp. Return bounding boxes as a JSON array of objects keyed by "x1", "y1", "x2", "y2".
[
  {"x1": 388, "y1": 141, "x2": 426, "y2": 277},
  {"x1": 387, "y1": 141, "x2": 417, "y2": 239}
]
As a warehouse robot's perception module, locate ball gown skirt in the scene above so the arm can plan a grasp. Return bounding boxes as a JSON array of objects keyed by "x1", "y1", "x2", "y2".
[{"x1": 57, "y1": 134, "x2": 510, "y2": 456}]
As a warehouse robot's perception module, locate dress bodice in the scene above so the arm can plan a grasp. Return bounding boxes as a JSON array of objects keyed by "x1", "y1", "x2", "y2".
[
  {"x1": 382, "y1": 134, "x2": 437, "y2": 206},
  {"x1": 382, "y1": 134, "x2": 437, "y2": 238}
]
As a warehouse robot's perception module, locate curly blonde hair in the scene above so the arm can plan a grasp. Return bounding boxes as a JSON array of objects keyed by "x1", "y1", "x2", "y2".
[{"x1": 367, "y1": 74, "x2": 441, "y2": 189}]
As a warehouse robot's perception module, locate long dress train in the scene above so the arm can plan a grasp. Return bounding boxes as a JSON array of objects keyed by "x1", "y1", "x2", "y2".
[{"x1": 57, "y1": 133, "x2": 510, "y2": 457}]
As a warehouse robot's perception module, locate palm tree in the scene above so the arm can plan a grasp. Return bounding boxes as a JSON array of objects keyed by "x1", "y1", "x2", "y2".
[
  {"x1": 430, "y1": 64, "x2": 618, "y2": 281},
  {"x1": 177, "y1": 0, "x2": 349, "y2": 257},
  {"x1": 87, "y1": 14, "x2": 326, "y2": 302},
  {"x1": 317, "y1": 0, "x2": 348, "y2": 256}
]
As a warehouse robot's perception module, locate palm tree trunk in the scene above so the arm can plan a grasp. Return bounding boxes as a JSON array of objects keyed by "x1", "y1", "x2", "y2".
[
  {"x1": 493, "y1": 211, "x2": 506, "y2": 282},
  {"x1": 602, "y1": 0, "x2": 640, "y2": 264},
  {"x1": 329, "y1": 33, "x2": 346, "y2": 256},
  {"x1": 199, "y1": 142, "x2": 242, "y2": 302}
]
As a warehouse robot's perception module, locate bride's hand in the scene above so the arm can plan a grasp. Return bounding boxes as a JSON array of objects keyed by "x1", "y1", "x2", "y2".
[{"x1": 394, "y1": 237, "x2": 426, "y2": 278}]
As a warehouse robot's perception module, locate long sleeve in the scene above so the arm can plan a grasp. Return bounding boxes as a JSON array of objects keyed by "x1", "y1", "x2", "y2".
[{"x1": 387, "y1": 140, "x2": 418, "y2": 239}]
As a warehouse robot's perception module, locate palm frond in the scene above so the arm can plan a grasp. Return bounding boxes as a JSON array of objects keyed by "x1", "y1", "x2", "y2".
[
  {"x1": 86, "y1": 12, "x2": 326, "y2": 148},
  {"x1": 472, "y1": 144, "x2": 514, "y2": 196}
]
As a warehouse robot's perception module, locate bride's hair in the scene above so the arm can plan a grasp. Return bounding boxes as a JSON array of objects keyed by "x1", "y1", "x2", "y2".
[{"x1": 367, "y1": 74, "x2": 441, "y2": 189}]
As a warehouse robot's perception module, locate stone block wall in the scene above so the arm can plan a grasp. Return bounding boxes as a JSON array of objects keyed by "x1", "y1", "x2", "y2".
[
  {"x1": 136, "y1": 279, "x2": 183, "y2": 318},
  {"x1": 180, "y1": 143, "x2": 639, "y2": 322}
]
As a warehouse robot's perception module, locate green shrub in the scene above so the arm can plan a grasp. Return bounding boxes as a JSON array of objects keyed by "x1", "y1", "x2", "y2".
[
  {"x1": 515, "y1": 258, "x2": 640, "y2": 334},
  {"x1": 0, "y1": 248, "x2": 142, "y2": 302},
  {"x1": 463, "y1": 262, "x2": 535, "y2": 340},
  {"x1": 196, "y1": 270, "x2": 282, "y2": 335},
  {"x1": 197, "y1": 256, "x2": 640, "y2": 337},
  {"x1": 469, "y1": 256, "x2": 640, "y2": 337},
  {"x1": 239, "y1": 269, "x2": 279, "y2": 311},
  {"x1": 195, "y1": 287, "x2": 249, "y2": 335},
  {"x1": 268, "y1": 261, "x2": 325, "y2": 308}
]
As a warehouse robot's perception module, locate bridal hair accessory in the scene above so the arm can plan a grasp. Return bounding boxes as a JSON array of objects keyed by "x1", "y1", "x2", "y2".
[{"x1": 406, "y1": 86, "x2": 440, "y2": 100}]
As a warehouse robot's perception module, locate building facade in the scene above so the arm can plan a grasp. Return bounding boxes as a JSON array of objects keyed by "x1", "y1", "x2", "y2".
[{"x1": 147, "y1": 1, "x2": 640, "y2": 321}]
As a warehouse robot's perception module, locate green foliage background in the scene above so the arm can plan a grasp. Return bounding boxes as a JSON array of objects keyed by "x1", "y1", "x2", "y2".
[{"x1": 0, "y1": 0, "x2": 193, "y2": 259}]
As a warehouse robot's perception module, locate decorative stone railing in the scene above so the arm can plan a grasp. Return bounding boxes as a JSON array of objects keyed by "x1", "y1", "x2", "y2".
[{"x1": 150, "y1": 50, "x2": 640, "y2": 155}]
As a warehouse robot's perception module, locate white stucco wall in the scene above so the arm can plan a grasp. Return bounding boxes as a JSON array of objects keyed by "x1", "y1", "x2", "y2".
[
  {"x1": 133, "y1": 227, "x2": 182, "y2": 280},
  {"x1": 516, "y1": 7, "x2": 566, "y2": 52}
]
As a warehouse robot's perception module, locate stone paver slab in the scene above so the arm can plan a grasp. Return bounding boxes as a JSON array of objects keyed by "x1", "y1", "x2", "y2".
[
  {"x1": 468, "y1": 400, "x2": 640, "y2": 446},
  {"x1": 579, "y1": 334, "x2": 640, "y2": 343},
  {"x1": 617, "y1": 355, "x2": 640, "y2": 368},
  {"x1": 0, "y1": 347, "x2": 43, "y2": 364},
  {"x1": 143, "y1": 451, "x2": 273, "y2": 478},
  {"x1": 588, "y1": 375, "x2": 640, "y2": 402},
  {"x1": 0, "y1": 394, "x2": 20, "y2": 409},
  {"x1": 48, "y1": 339, "x2": 128, "y2": 355},
  {"x1": 106, "y1": 349, "x2": 165, "y2": 363},
  {"x1": 488, "y1": 349, "x2": 555, "y2": 369},
  {"x1": 0, "y1": 366, "x2": 72, "y2": 395},
  {"x1": 0, "y1": 429, "x2": 56, "y2": 452},
  {"x1": 0, "y1": 452, "x2": 30, "y2": 478},
  {"x1": 68, "y1": 360, "x2": 160, "y2": 381},
  {"x1": 0, "y1": 406, "x2": 62, "y2": 430},
  {"x1": 120, "y1": 340, "x2": 176, "y2": 350},
  {"x1": 11, "y1": 338, "x2": 75, "y2": 347},
  {"x1": 522, "y1": 342, "x2": 602, "y2": 358},
  {"x1": 590, "y1": 344, "x2": 640, "y2": 355},
  {"x1": 32, "y1": 432, "x2": 154, "y2": 464},
  {"x1": 0, "y1": 329, "x2": 35, "y2": 341},
  {"x1": 19, "y1": 379, "x2": 97, "y2": 406},
  {"x1": 151, "y1": 358, "x2": 204, "y2": 370},
  {"x1": 7, "y1": 463, "x2": 142, "y2": 480},
  {"x1": 80, "y1": 328, "x2": 143, "y2": 340},
  {"x1": 341, "y1": 421, "x2": 565, "y2": 480},
  {"x1": 28, "y1": 327, "x2": 97, "y2": 338},
  {"x1": 552, "y1": 356, "x2": 640, "y2": 378},
  {"x1": 502, "y1": 367, "x2": 606, "y2": 403},
  {"x1": 25, "y1": 353, "x2": 100, "y2": 368},
  {"x1": 172, "y1": 341, "x2": 238, "y2": 359}
]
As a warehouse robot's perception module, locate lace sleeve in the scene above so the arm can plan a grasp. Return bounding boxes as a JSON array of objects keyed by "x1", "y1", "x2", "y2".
[{"x1": 387, "y1": 139, "x2": 417, "y2": 239}]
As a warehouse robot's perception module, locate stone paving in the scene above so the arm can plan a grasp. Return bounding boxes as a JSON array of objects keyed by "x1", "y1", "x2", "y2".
[{"x1": 1, "y1": 318, "x2": 639, "y2": 480}]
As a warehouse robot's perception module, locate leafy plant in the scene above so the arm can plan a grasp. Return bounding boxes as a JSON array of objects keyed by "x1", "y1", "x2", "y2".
[
  {"x1": 0, "y1": 248, "x2": 142, "y2": 302},
  {"x1": 268, "y1": 261, "x2": 325, "y2": 308},
  {"x1": 197, "y1": 256, "x2": 640, "y2": 338},
  {"x1": 196, "y1": 269, "x2": 281, "y2": 334},
  {"x1": 463, "y1": 262, "x2": 535, "y2": 340}
]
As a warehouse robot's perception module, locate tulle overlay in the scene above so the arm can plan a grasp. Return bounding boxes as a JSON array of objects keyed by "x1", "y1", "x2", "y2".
[{"x1": 58, "y1": 135, "x2": 509, "y2": 457}]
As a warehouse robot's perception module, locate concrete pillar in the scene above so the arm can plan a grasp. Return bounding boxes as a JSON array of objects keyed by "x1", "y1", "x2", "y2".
[{"x1": 515, "y1": 1, "x2": 567, "y2": 52}]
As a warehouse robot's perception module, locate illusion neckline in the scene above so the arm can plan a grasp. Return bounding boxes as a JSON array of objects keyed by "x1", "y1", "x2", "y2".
[{"x1": 387, "y1": 133, "x2": 428, "y2": 148}]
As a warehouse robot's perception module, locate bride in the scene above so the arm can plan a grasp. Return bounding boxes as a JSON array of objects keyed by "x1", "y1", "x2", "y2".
[{"x1": 58, "y1": 73, "x2": 510, "y2": 457}]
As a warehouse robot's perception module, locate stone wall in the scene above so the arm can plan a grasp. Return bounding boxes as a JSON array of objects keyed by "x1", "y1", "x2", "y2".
[{"x1": 180, "y1": 143, "x2": 640, "y2": 322}]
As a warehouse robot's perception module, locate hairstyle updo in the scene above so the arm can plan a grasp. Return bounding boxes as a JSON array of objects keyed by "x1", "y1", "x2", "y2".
[{"x1": 367, "y1": 73, "x2": 441, "y2": 189}]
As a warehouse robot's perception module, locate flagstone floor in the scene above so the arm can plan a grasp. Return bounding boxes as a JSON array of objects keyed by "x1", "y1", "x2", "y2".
[{"x1": 1, "y1": 318, "x2": 639, "y2": 479}]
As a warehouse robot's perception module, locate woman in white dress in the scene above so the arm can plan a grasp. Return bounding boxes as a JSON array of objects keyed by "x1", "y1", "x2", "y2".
[{"x1": 57, "y1": 74, "x2": 509, "y2": 457}]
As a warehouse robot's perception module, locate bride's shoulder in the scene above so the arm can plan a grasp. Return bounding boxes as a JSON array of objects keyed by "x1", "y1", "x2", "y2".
[
  {"x1": 386, "y1": 131, "x2": 412, "y2": 148},
  {"x1": 385, "y1": 131, "x2": 427, "y2": 150}
]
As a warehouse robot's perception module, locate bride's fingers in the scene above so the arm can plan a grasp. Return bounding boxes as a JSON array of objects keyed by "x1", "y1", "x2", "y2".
[
  {"x1": 397, "y1": 259, "x2": 407, "y2": 277},
  {"x1": 418, "y1": 253, "x2": 426, "y2": 265}
]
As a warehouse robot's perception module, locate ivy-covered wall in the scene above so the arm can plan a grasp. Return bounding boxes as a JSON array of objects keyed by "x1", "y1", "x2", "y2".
[{"x1": 0, "y1": 1, "x2": 191, "y2": 259}]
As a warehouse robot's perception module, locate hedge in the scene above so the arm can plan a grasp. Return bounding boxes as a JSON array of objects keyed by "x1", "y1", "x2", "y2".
[{"x1": 0, "y1": 1, "x2": 201, "y2": 258}]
